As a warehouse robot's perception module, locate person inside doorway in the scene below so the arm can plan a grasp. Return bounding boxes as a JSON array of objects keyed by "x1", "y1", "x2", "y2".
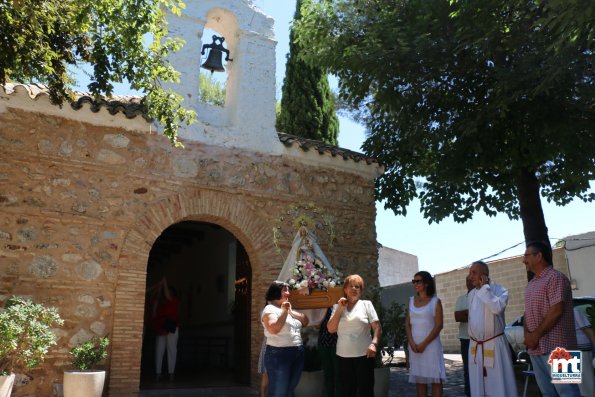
[{"x1": 149, "y1": 277, "x2": 180, "y2": 381}]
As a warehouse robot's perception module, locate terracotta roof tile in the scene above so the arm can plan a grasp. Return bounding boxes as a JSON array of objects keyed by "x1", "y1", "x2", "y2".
[
  {"x1": 277, "y1": 133, "x2": 377, "y2": 165},
  {"x1": 1, "y1": 83, "x2": 151, "y2": 122}
]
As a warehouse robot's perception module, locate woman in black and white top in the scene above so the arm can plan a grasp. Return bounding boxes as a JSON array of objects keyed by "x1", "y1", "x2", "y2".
[{"x1": 261, "y1": 281, "x2": 309, "y2": 397}]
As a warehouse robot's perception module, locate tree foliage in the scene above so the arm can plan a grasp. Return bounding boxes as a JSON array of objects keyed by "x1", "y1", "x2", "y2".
[
  {"x1": 199, "y1": 73, "x2": 225, "y2": 107},
  {"x1": 276, "y1": 0, "x2": 339, "y2": 145},
  {"x1": 539, "y1": 0, "x2": 594, "y2": 52},
  {"x1": 296, "y1": 0, "x2": 595, "y2": 244},
  {"x1": 0, "y1": 0, "x2": 195, "y2": 146}
]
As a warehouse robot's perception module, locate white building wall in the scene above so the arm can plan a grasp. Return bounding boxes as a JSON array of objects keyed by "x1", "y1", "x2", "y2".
[
  {"x1": 377, "y1": 245, "x2": 419, "y2": 287},
  {"x1": 164, "y1": 0, "x2": 282, "y2": 153},
  {"x1": 564, "y1": 231, "x2": 595, "y2": 296}
]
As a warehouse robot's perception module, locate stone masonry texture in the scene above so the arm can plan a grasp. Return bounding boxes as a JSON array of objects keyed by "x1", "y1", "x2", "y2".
[{"x1": 0, "y1": 108, "x2": 380, "y2": 396}]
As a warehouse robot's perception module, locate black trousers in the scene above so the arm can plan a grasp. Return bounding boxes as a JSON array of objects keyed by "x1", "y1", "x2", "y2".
[{"x1": 336, "y1": 355, "x2": 375, "y2": 397}]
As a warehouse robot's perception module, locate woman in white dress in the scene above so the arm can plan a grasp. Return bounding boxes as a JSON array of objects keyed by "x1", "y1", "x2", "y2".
[{"x1": 406, "y1": 271, "x2": 446, "y2": 397}]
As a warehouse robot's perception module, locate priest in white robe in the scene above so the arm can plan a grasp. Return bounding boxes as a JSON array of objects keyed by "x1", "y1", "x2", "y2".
[{"x1": 467, "y1": 261, "x2": 517, "y2": 397}]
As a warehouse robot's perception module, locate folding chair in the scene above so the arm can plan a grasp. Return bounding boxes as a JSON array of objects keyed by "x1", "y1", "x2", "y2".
[{"x1": 517, "y1": 351, "x2": 535, "y2": 397}]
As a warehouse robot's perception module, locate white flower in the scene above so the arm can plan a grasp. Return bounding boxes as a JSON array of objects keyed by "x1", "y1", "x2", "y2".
[{"x1": 286, "y1": 258, "x2": 342, "y2": 290}]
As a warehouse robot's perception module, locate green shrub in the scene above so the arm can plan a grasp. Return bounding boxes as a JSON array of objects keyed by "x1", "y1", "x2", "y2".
[
  {"x1": 369, "y1": 288, "x2": 407, "y2": 367},
  {"x1": 0, "y1": 296, "x2": 63, "y2": 375},
  {"x1": 70, "y1": 337, "x2": 109, "y2": 371}
]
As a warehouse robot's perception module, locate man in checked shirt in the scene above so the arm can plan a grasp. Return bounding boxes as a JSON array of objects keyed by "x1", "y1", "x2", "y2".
[{"x1": 523, "y1": 241, "x2": 580, "y2": 397}]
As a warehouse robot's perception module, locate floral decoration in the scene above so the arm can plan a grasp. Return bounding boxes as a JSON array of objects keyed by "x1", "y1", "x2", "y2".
[{"x1": 287, "y1": 255, "x2": 342, "y2": 291}]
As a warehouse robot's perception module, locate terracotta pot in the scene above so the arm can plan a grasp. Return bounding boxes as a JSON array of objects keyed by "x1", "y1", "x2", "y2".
[
  {"x1": 0, "y1": 374, "x2": 15, "y2": 397},
  {"x1": 63, "y1": 370, "x2": 105, "y2": 397}
]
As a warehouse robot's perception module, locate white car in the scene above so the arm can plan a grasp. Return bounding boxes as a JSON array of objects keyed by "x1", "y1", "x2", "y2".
[
  {"x1": 504, "y1": 314, "x2": 525, "y2": 358},
  {"x1": 504, "y1": 297, "x2": 595, "y2": 361}
]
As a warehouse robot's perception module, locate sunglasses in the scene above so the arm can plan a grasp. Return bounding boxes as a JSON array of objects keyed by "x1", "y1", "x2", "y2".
[{"x1": 411, "y1": 279, "x2": 424, "y2": 285}]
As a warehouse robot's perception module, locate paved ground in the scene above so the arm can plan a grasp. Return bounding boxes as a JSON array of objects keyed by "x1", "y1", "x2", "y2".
[
  {"x1": 387, "y1": 351, "x2": 542, "y2": 397},
  {"x1": 139, "y1": 352, "x2": 543, "y2": 396},
  {"x1": 387, "y1": 353, "x2": 467, "y2": 396}
]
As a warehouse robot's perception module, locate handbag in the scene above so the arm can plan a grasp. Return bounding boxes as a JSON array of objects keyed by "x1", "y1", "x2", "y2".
[{"x1": 163, "y1": 318, "x2": 177, "y2": 333}]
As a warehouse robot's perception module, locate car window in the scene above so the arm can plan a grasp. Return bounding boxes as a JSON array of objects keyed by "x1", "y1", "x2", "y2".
[{"x1": 573, "y1": 298, "x2": 595, "y2": 325}]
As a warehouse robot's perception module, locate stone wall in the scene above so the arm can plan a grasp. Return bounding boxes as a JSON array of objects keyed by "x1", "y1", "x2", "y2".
[
  {"x1": 436, "y1": 248, "x2": 569, "y2": 353},
  {"x1": 0, "y1": 107, "x2": 380, "y2": 396}
]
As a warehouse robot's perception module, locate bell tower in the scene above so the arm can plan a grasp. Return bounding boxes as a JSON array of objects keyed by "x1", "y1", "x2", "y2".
[{"x1": 164, "y1": 0, "x2": 281, "y2": 153}]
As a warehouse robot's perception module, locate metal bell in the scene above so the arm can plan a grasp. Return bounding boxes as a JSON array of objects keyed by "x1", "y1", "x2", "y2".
[
  {"x1": 201, "y1": 35, "x2": 232, "y2": 73},
  {"x1": 201, "y1": 49, "x2": 225, "y2": 73}
]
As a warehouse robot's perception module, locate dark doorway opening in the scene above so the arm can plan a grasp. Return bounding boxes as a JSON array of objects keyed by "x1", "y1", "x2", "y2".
[{"x1": 140, "y1": 221, "x2": 251, "y2": 390}]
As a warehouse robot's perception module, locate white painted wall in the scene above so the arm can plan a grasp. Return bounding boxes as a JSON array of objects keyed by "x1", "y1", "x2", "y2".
[
  {"x1": 564, "y1": 231, "x2": 595, "y2": 296},
  {"x1": 377, "y1": 245, "x2": 419, "y2": 287},
  {"x1": 164, "y1": 0, "x2": 281, "y2": 153}
]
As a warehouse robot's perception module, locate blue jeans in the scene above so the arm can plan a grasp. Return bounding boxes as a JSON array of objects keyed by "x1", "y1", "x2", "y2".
[
  {"x1": 264, "y1": 345, "x2": 304, "y2": 397},
  {"x1": 530, "y1": 354, "x2": 580, "y2": 397}
]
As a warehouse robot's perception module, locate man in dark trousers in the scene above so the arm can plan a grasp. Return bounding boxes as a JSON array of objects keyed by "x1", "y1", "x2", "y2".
[{"x1": 454, "y1": 275, "x2": 473, "y2": 397}]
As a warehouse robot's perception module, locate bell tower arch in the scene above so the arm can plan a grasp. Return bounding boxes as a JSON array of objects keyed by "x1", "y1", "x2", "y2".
[{"x1": 164, "y1": 0, "x2": 281, "y2": 153}]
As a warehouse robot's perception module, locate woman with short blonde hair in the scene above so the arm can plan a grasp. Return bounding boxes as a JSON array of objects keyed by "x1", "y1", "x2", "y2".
[{"x1": 327, "y1": 274, "x2": 381, "y2": 397}]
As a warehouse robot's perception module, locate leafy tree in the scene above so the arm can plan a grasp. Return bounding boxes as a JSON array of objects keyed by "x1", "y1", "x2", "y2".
[
  {"x1": 199, "y1": 73, "x2": 225, "y2": 107},
  {"x1": 0, "y1": 0, "x2": 195, "y2": 146},
  {"x1": 276, "y1": 0, "x2": 339, "y2": 145},
  {"x1": 538, "y1": 0, "x2": 594, "y2": 52},
  {"x1": 296, "y1": 0, "x2": 595, "y2": 246}
]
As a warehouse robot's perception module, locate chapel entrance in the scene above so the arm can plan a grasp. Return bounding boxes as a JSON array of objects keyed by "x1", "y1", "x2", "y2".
[{"x1": 139, "y1": 221, "x2": 251, "y2": 390}]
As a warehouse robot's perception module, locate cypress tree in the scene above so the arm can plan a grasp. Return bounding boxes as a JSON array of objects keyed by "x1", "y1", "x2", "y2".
[{"x1": 276, "y1": 0, "x2": 339, "y2": 145}]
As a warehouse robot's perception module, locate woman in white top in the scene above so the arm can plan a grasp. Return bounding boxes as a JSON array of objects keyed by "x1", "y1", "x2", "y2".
[
  {"x1": 261, "y1": 281, "x2": 309, "y2": 397},
  {"x1": 406, "y1": 271, "x2": 446, "y2": 397},
  {"x1": 327, "y1": 274, "x2": 382, "y2": 397}
]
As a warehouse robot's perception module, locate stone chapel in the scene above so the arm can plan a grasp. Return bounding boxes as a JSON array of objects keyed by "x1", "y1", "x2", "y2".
[{"x1": 0, "y1": 1, "x2": 382, "y2": 396}]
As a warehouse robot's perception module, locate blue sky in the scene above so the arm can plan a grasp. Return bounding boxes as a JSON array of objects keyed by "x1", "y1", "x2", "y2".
[{"x1": 253, "y1": 0, "x2": 594, "y2": 276}]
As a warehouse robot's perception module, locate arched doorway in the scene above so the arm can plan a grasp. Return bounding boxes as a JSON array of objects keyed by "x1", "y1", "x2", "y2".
[{"x1": 139, "y1": 221, "x2": 251, "y2": 390}]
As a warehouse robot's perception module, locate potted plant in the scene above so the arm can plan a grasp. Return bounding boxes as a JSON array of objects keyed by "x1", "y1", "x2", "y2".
[
  {"x1": 63, "y1": 336, "x2": 109, "y2": 397},
  {"x1": 0, "y1": 296, "x2": 63, "y2": 397}
]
